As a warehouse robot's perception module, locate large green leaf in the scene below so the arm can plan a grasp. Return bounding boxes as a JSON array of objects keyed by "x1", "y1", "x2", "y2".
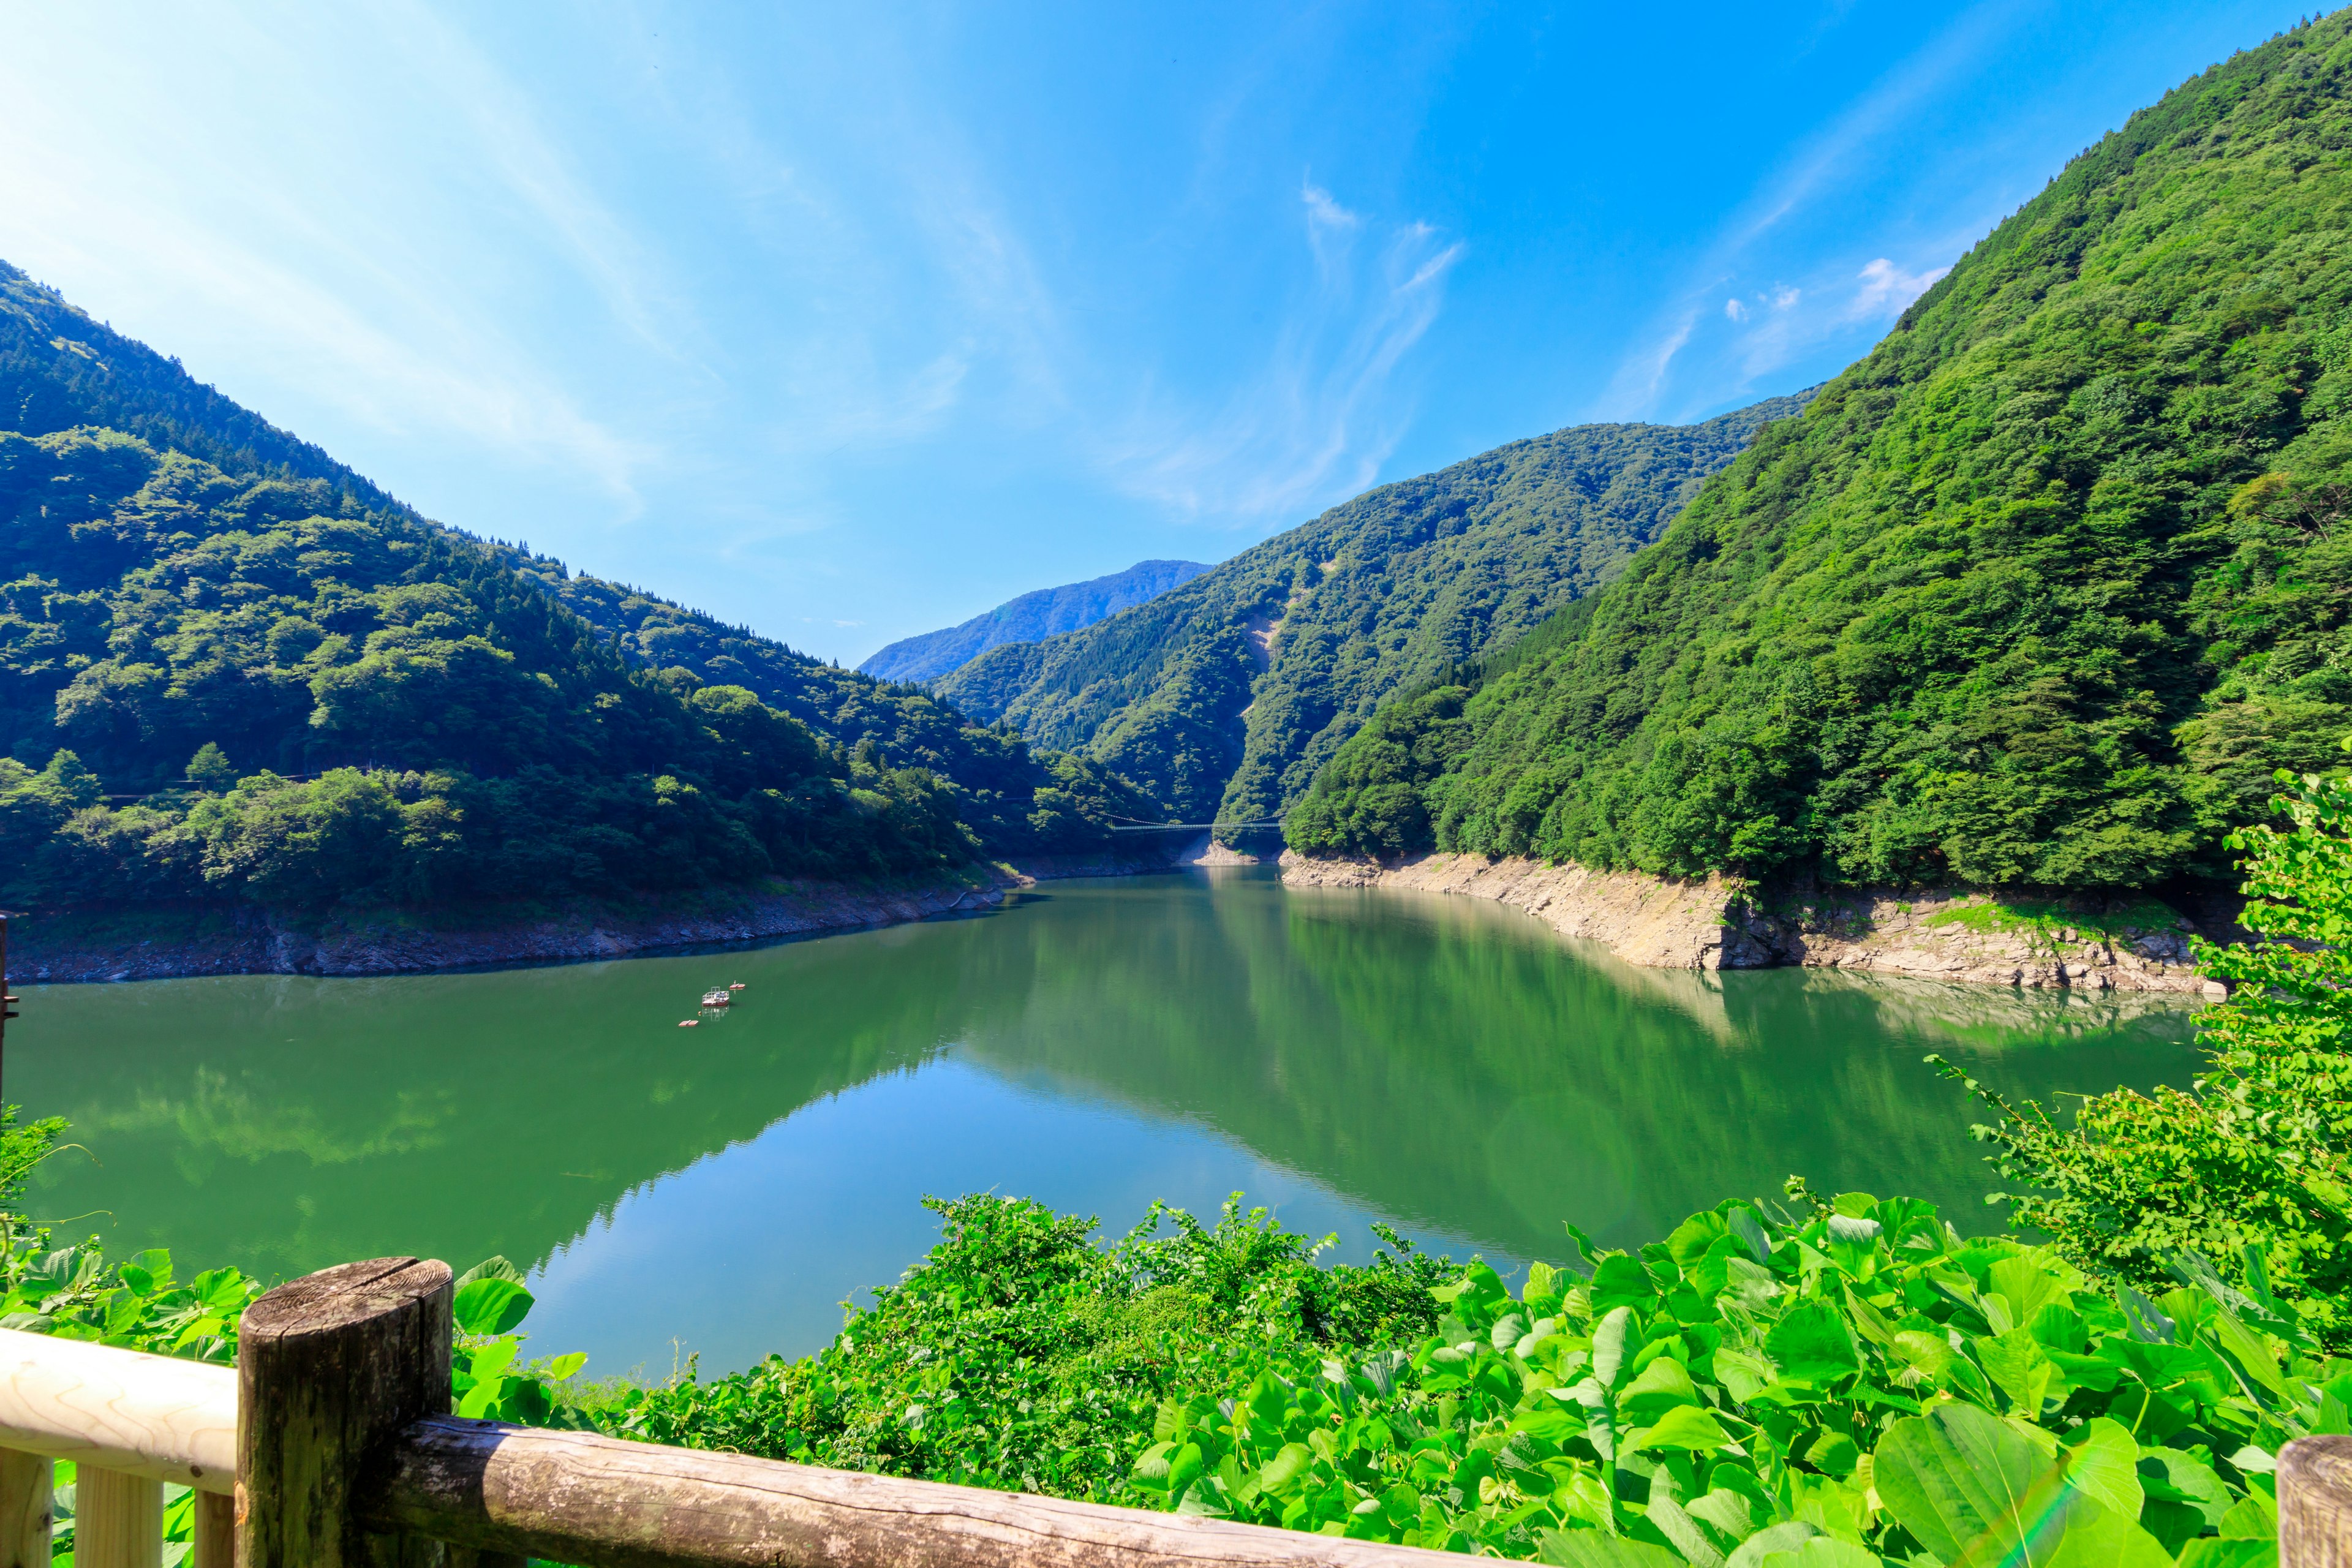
[
  {"x1": 451, "y1": 1276, "x2": 533, "y2": 1336},
  {"x1": 1686, "y1": 1490, "x2": 1758, "y2": 1541},
  {"x1": 1593, "y1": 1306, "x2": 1636, "y2": 1389},
  {"x1": 2057, "y1": 1418, "x2": 2141, "y2": 1521},
  {"x1": 1624, "y1": 1405, "x2": 1735, "y2": 1454},
  {"x1": 2015, "y1": 1493, "x2": 2178, "y2": 1567},
  {"x1": 1877, "y1": 1404, "x2": 2173, "y2": 1568},
  {"x1": 1619, "y1": 1356, "x2": 1702, "y2": 1422},
  {"x1": 1726, "y1": 1522, "x2": 1820, "y2": 1568},
  {"x1": 453, "y1": 1255, "x2": 525, "y2": 1287},
  {"x1": 1536, "y1": 1529, "x2": 1682, "y2": 1567},
  {"x1": 1978, "y1": 1329, "x2": 2062, "y2": 1416},
  {"x1": 1668, "y1": 1212, "x2": 1732, "y2": 1268},
  {"x1": 1987, "y1": 1256, "x2": 2070, "y2": 1334},
  {"x1": 1754, "y1": 1539, "x2": 1882, "y2": 1568},
  {"x1": 2174, "y1": 1542, "x2": 2278, "y2": 1568},
  {"x1": 1766, "y1": 1299, "x2": 1861, "y2": 1386},
  {"x1": 1871, "y1": 1404, "x2": 2046, "y2": 1561},
  {"x1": 1642, "y1": 1492, "x2": 1728, "y2": 1568},
  {"x1": 1257, "y1": 1443, "x2": 1312, "y2": 1494}
]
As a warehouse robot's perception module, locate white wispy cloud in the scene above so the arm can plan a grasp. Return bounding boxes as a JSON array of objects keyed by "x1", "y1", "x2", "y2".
[
  {"x1": 1627, "y1": 310, "x2": 1702, "y2": 402},
  {"x1": 366, "y1": 0, "x2": 692, "y2": 363},
  {"x1": 1850, "y1": 257, "x2": 1950, "y2": 318},
  {"x1": 1600, "y1": 0, "x2": 2030, "y2": 417},
  {"x1": 1303, "y1": 183, "x2": 1363, "y2": 233},
  {"x1": 1101, "y1": 185, "x2": 1463, "y2": 527},
  {"x1": 0, "y1": 1, "x2": 663, "y2": 507}
]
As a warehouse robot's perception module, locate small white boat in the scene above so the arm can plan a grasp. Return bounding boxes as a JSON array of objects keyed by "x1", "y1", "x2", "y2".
[{"x1": 700, "y1": 989, "x2": 733, "y2": 1008}]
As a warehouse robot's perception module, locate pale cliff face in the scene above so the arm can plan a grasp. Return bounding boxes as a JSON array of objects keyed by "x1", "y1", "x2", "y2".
[{"x1": 1278, "y1": 851, "x2": 2209, "y2": 996}]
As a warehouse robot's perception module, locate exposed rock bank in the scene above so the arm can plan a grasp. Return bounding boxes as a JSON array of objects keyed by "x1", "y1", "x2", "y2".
[
  {"x1": 1279, "y1": 851, "x2": 2212, "y2": 996},
  {"x1": 7, "y1": 848, "x2": 1193, "y2": 984}
]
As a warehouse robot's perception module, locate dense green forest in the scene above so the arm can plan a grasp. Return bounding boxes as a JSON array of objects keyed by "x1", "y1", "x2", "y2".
[
  {"x1": 937, "y1": 395, "x2": 1811, "y2": 829},
  {"x1": 0, "y1": 265, "x2": 1150, "y2": 914},
  {"x1": 1291, "y1": 16, "x2": 2352, "y2": 891},
  {"x1": 859, "y1": 559, "x2": 1210, "y2": 684}
]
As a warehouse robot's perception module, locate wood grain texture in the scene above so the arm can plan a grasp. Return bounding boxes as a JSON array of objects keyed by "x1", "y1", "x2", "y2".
[
  {"x1": 0, "y1": 1450, "x2": 50, "y2": 1568},
  {"x1": 191, "y1": 1488, "x2": 234, "y2": 1568},
  {"x1": 238, "y1": 1257, "x2": 453, "y2": 1568},
  {"x1": 77, "y1": 1466, "x2": 162, "y2": 1568},
  {"x1": 365, "y1": 1417, "x2": 1459, "y2": 1568},
  {"x1": 0, "y1": 1330, "x2": 234, "y2": 1492},
  {"x1": 2285, "y1": 1435, "x2": 2352, "y2": 1568}
]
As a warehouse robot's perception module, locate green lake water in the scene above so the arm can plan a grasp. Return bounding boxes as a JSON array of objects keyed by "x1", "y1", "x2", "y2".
[{"x1": 11, "y1": 868, "x2": 2198, "y2": 1376}]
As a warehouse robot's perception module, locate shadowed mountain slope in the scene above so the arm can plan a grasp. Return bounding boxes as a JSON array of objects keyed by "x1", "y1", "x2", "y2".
[
  {"x1": 0, "y1": 265, "x2": 1150, "y2": 915},
  {"x1": 860, "y1": 559, "x2": 1210, "y2": 684},
  {"x1": 935, "y1": 394, "x2": 1812, "y2": 829}
]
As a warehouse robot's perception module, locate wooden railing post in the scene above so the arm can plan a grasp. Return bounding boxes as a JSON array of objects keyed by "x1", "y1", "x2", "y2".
[
  {"x1": 2284, "y1": 1436, "x2": 2352, "y2": 1567},
  {"x1": 78, "y1": 1468, "x2": 161, "y2": 1568},
  {"x1": 192, "y1": 1492, "x2": 234, "y2": 1568},
  {"x1": 0, "y1": 1452, "x2": 46, "y2": 1568},
  {"x1": 238, "y1": 1258, "x2": 453, "y2": 1568}
]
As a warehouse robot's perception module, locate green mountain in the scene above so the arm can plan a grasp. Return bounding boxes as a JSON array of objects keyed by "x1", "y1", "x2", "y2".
[
  {"x1": 1290, "y1": 15, "x2": 2352, "y2": 888},
  {"x1": 859, "y1": 559, "x2": 1211, "y2": 683},
  {"x1": 0, "y1": 262, "x2": 1148, "y2": 915},
  {"x1": 935, "y1": 394, "x2": 1811, "y2": 829}
]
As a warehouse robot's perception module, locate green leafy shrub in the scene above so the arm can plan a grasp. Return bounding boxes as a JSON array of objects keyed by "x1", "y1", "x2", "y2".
[
  {"x1": 1114, "y1": 1191, "x2": 2321, "y2": 1566},
  {"x1": 603, "y1": 1194, "x2": 1450, "y2": 1499},
  {"x1": 586, "y1": 1186, "x2": 2326, "y2": 1566},
  {"x1": 1959, "y1": 754, "x2": 2352, "y2": 1344},
  {"x1": 446, "y1": 1255, "x2": 594, "y2": 1427}
]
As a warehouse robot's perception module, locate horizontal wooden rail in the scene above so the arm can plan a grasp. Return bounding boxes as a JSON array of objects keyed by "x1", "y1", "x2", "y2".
[
  {"x1": 0, "y1": 1303, "x2": 1455, "y2": 1568},
  {"x1": 0, "y1": 1271, "x2": 2348, "y2": 1567},
  {"x1": 0, "y1": 1331, "x2": 235, "y2": 1493},
  {"x1": 364, "y1": 1415, "x2": 1446, "y2": 1568}
]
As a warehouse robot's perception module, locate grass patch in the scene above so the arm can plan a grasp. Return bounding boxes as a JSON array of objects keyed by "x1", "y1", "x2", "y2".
[{"x1": 1922, "y1": 893, "x2": 2184, "y2": 951}]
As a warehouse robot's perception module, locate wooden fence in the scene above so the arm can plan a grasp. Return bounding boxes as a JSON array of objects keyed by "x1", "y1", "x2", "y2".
[
  {"x1": 0, "y1": 1257, "x2": 1461, "y2": 1568},
  {"x1": 1, "y1": 1253, "x2": 2347, "y2": 1568}
]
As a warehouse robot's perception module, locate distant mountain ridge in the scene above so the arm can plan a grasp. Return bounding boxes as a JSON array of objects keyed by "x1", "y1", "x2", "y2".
[
  {"x1": 860, "y1": 559, "x2": 1211, "y2": 683},
  {"x1": 935, "y1": 391, "x2": 1814, "y2": 830}
]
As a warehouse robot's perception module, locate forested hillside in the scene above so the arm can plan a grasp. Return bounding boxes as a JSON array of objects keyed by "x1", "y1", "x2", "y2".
[
  {"x1": 1290, "y1": 15, "x2": 2352, "y2": 886},
  {"x1": 0, "y1": 265, "x2": 1149, "y2": 914},
  {"x1": 937, "y1": 395, "x2": 1810, "y2": 827},
  {"x1": 859, "y1": 559, "x2": 1210, "y2": 683}
]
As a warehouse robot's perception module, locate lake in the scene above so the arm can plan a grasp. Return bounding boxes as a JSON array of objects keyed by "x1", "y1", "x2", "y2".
[{"x1": 10, "y1": 867, "x2": 2198, "y2": 1378}]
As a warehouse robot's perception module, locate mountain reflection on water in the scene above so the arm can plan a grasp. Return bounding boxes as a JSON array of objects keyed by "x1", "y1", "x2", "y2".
[{"x1": 15, "y1": 869, "x2": 2197, "y2": 1371}]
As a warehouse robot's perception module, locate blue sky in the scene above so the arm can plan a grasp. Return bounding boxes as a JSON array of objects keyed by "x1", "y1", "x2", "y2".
[{"x1": 0, "y1": 1, "x2": 2316, "y2": 664}]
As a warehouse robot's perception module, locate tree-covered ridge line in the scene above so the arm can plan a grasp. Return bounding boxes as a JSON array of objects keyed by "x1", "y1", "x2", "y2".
[
  {"x1": 1291, "y1": 13, "x2": 2352, "y2": 891},
  {"x1": 1, "y1": 251, "x2": 1160, "y2": 869},
  {"x1": 859, "y1": 559, "x2": 1214, "y2": 685},
  {"x1": 0, "y1": 390, "x2": 1160, "y2": 913},
  {"x1": 1, "y1": 261, "x2": 401, "y2": 516},
  {"x1": 469, "y1": 545, "x2": 1158, "y2": 860},
  {"x1": 935, "y1": 392, "x2": 1814, "y2": 832}
]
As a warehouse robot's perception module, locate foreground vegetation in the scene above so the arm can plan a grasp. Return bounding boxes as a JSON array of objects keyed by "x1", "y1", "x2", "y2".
[{"x1": 1291, "y1": 14, "x2": 2352, "y2": 892}]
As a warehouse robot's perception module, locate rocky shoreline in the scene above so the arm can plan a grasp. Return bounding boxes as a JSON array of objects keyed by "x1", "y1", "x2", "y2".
[
  {"x1": 1279, "y1": 851, "x2": 2218, "y2": 997},
  {"x1": 7, "y1": 846, "x2": 1194, "y2": 984}
]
